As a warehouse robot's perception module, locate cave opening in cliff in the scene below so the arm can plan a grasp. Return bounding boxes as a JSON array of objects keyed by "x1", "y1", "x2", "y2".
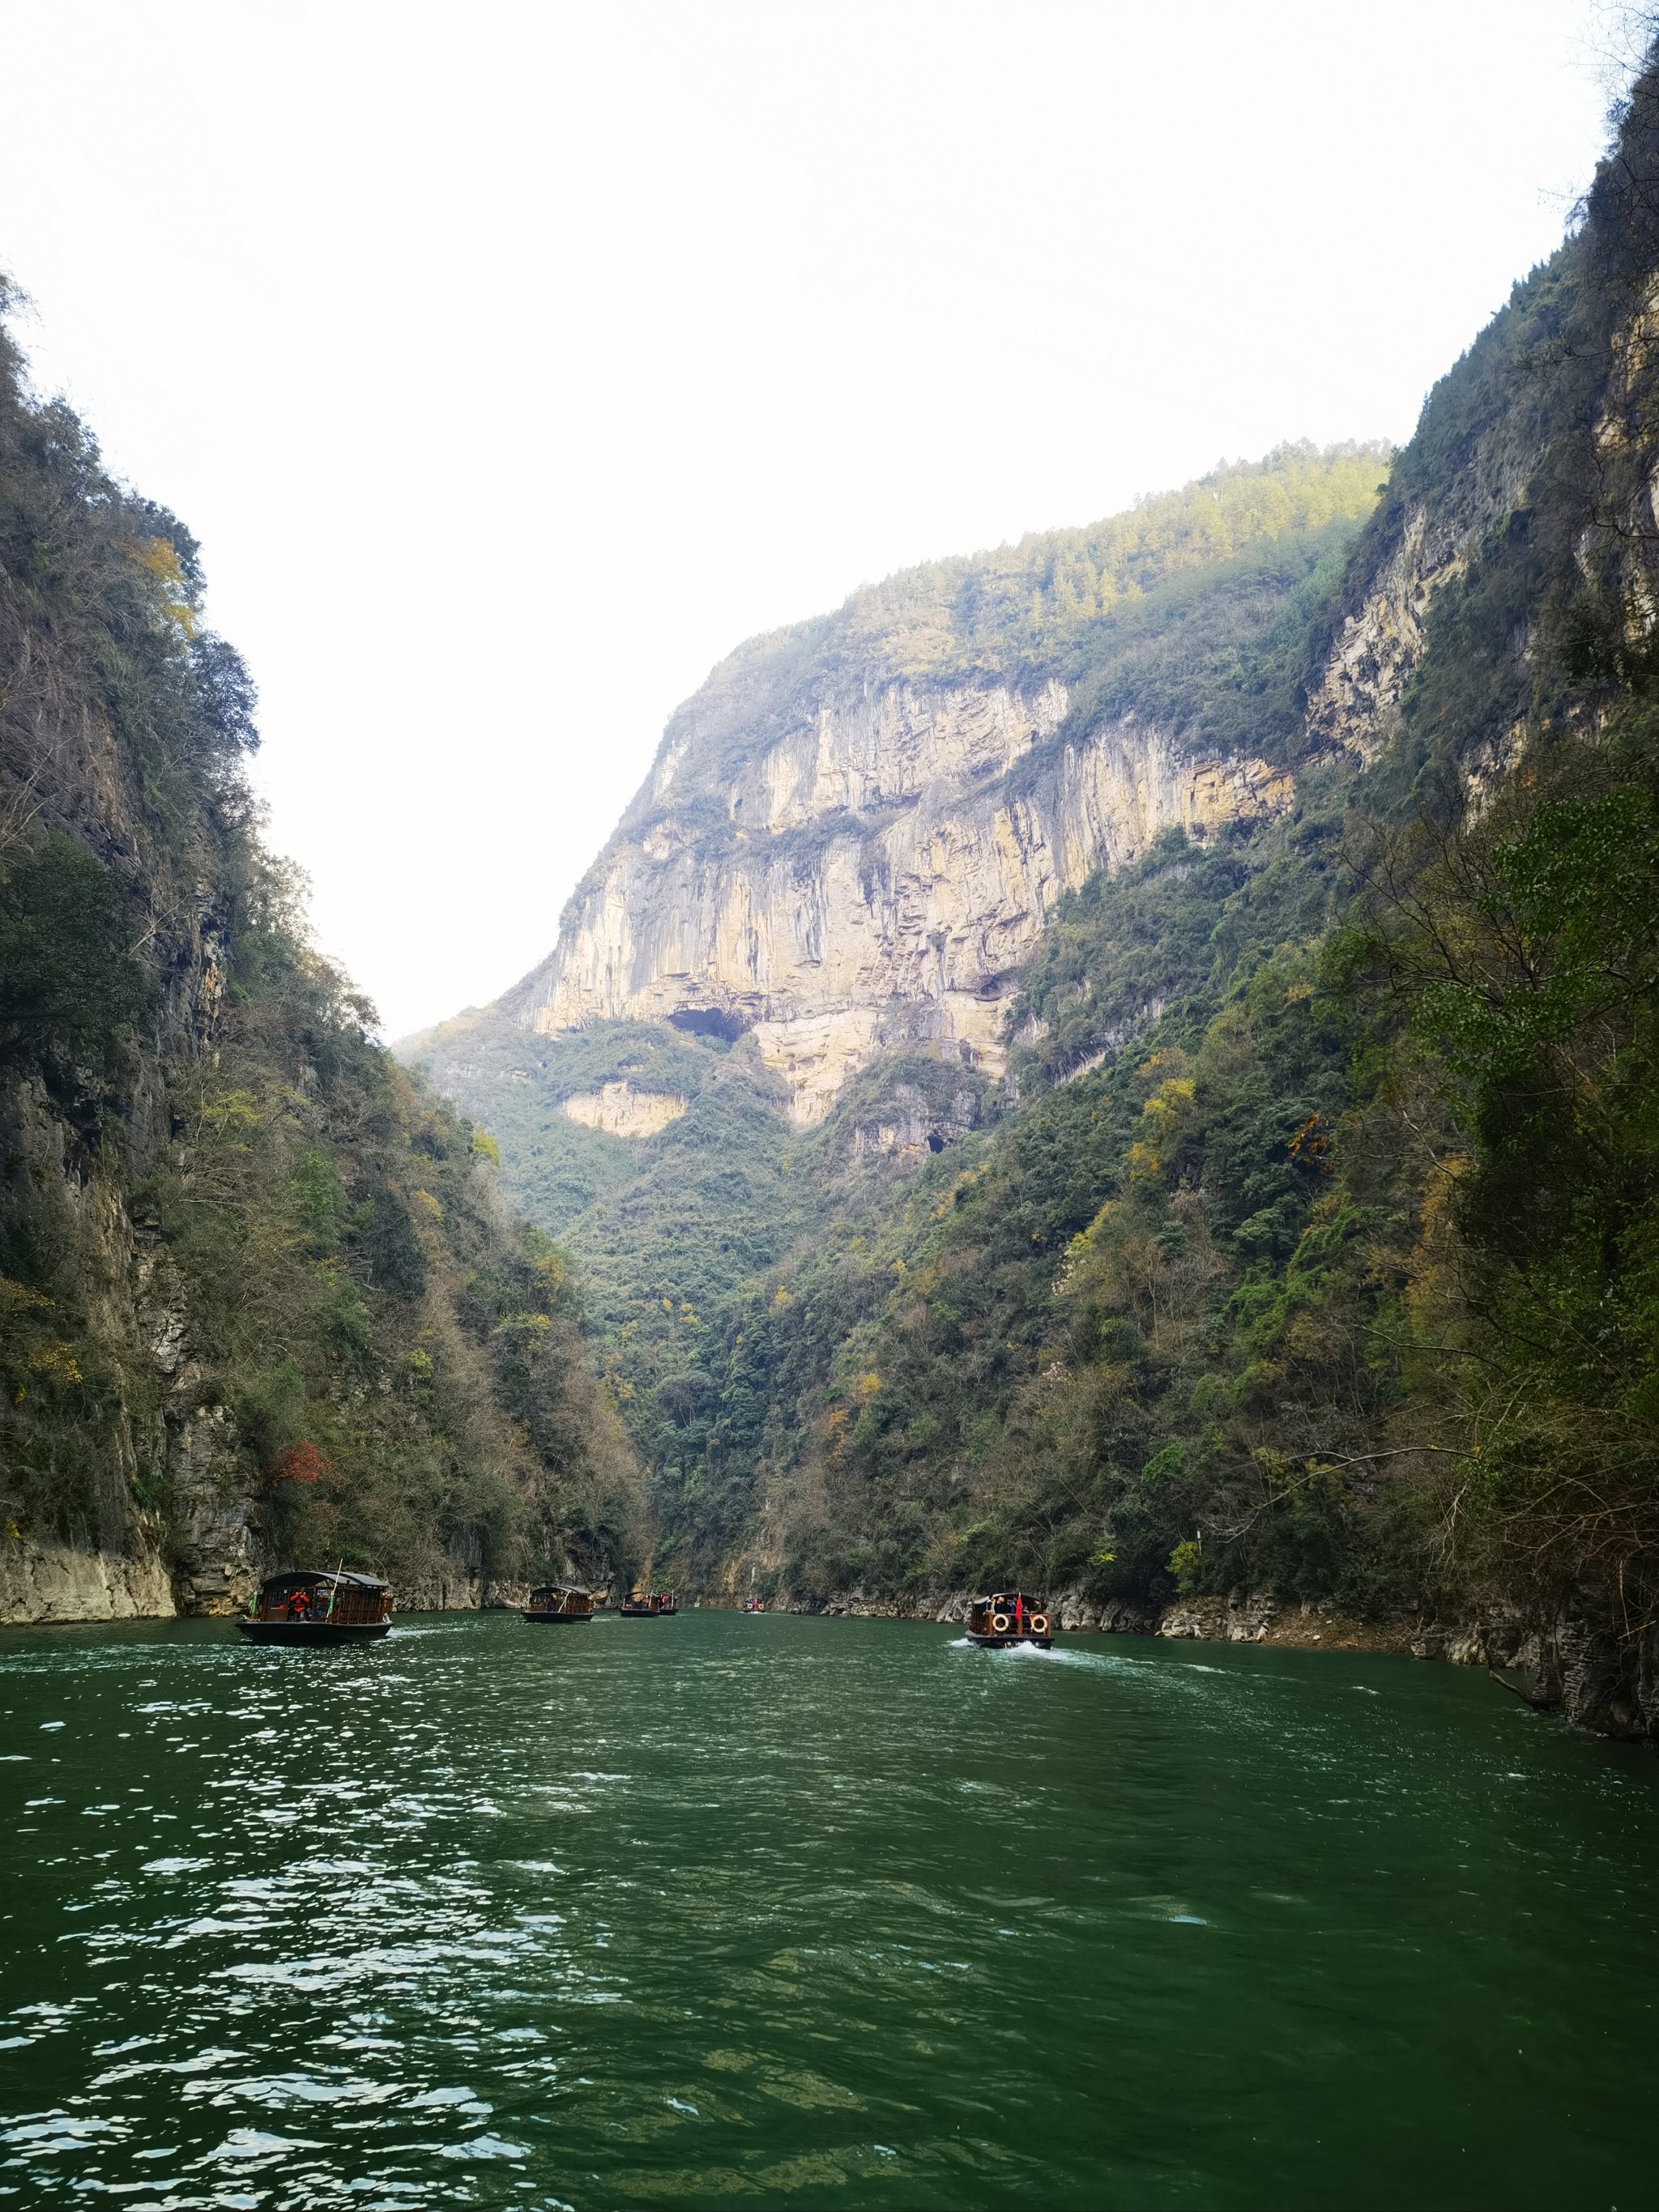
[{"x1": 667, "y1": 1007, "x2": 749, "y2": 1042}]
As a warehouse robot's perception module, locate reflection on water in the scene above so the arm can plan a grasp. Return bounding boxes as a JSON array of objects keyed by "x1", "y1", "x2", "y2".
[{"x1": 2, "y1": 1609, "x2": 1657, "y2": 2210}]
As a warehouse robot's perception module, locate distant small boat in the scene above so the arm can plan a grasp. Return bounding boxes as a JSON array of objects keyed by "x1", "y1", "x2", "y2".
[
  {"x1": 965, "y1": 1591, "x2": 1051, "y2": 1648},
  {"x1": 619, "y1": 1590, "x2": 678, "y2": 1617},
  {"x1": 238, "y1": 1570, "x2": 393, "y2": 1644},
  {"x1": 742, "y1": 1595, "x2": 765, "y2": 1613},
  {"x1": 522, "y1": 1582, "x2": 595, "y2": 1626}
]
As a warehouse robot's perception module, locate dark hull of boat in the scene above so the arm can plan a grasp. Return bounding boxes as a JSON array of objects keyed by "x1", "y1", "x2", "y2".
[
  {"x1": 237, "y1": 1618, "x2": 392, "y2": 1644},
  {"x1": 521, "y1": 1610, "x2": 594, "y2": 1625},
  {"x1": 618, "y1": 1608, "x2": 677, "y2": 1618},
  {"x1": 965, "y1": 1630, "x2": 1052, "y2": 1649}
]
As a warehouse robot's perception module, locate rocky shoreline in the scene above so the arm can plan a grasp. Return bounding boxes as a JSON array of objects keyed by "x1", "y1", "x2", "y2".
[
  {"x1": 9, "y1": 1545, "x2": 1654, "y2": 1746},
  {"x1": 760, "y1": 1584, "x2": 1659, "y2": 1743},
  {"x1": 0, "y1": 1541, "x2": 175, "y2": 1626},
  {"x1": 0, "y1": 1545, "x2": 548, "y2": 1629}
]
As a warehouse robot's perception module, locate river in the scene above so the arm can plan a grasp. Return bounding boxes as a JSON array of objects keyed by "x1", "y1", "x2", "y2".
[{"x1": 1, "y1": 1609, "x2": 1654, "y2": 2210}]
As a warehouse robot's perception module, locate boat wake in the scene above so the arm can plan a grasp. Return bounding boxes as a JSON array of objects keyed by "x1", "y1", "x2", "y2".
[
  {"x1": 948, "y1": 1636, "x2": 1139, "y2": 1673},
  {"x1": 1004, "y1": 1641, "x2": 1120, "y2": 1669}
]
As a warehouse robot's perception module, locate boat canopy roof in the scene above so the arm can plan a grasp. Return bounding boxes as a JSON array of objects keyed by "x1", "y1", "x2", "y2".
[
  {"x1": 531, "y1": 1581, "x2": 591, "y2": 1598},
  {"x1": 259, "y1": 1569, "x2": 389, "y2": 1594},
  {"x1": 972, "y1": 1590, "x2": 1040, "y2": 1606}
]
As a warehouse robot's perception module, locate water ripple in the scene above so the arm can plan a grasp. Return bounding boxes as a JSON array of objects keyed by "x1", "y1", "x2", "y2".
[{"x1": 2, "y1": 1613, "x2": 1657, "y2": 2208}]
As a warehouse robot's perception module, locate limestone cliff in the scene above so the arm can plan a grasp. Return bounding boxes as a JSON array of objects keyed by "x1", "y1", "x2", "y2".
[
  {"x1": 560, "y1": 1082, "x2": 689, "y2": 1138},
  {"x1": 1303, "y1": 250, "x2": 1608, "y2": 772},
  {"x1": 501, "y1": 601, "x2": 1311, "y2": 1123},
  {"x1": 479, "y1": 345, "x2": 1613, "y2": 1133}
]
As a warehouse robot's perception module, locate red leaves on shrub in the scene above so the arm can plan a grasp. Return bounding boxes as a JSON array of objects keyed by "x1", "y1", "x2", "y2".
[{"x1": 269, "y1": 1441, "x2": 330, "y2": 1486}]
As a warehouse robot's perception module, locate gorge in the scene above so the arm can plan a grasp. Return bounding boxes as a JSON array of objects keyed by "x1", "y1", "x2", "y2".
[
  {"x1": 404, "y1": 54, "x2": 1659, "y2": 1738},
  {"x1": 8, "y1": 26, "x2": 1659, "y2": 2212},
  {"x1": 6, "y1": 47, "x2": 1659, "y2": 1752}
]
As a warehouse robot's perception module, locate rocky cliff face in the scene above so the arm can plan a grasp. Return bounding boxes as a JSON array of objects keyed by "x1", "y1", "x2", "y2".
[
  {"x1": 1303, "y1": 503, "x2": 1473, "y2": 764},
  {"x1": 559, "y1": 1082, "x2": 689, "y2": 1139},
  {"x1": 1303, "y1": 250, "x2": 1601, "y2": 773},
  {"x1": 504, "y1": 673, "x2": 1293, "y2": 1123},
  {"x1": 0, "y1": 611, "x2": 258, "y2": 1622},
  {"x1": 0, "y1": 1046, "x2": 262, "y2": 1629}
]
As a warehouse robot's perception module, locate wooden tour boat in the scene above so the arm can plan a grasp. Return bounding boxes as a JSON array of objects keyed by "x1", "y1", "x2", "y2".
[
  {"x1": 522, "y1": 1582, "x2": 595, "y2": 1625},
  {"x1": 238, "y1": 1570, "x2": 393, "y2": 1644},
  {"x1": 619, "y1": 1590, "x2": 678, "y2": 1617},
  {"x1": 965, "y1": 1590, "x2": 1051, "y2": 1648}
]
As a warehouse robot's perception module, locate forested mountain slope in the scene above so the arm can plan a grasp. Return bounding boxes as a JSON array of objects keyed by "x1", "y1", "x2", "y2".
[
  {"x1": 405, "y1": 443, "x2": 1386, "y2": 1547},
  {"x1": 411, "y1": 53, "x2": 1659, "y2": 1734},
  {"x1": 0, "y1": 295, "x2": 643, "y2": 1621}
]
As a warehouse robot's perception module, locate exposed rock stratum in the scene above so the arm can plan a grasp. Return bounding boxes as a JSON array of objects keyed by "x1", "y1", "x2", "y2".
[{"x1": 501, "y1": 668, "x2": 1294, "y2": 1123}]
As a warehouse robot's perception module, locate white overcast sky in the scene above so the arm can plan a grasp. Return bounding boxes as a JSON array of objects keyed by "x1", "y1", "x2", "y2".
[{"x1": 0, "y1": 1, "x2": 1638, "y2": 1036}]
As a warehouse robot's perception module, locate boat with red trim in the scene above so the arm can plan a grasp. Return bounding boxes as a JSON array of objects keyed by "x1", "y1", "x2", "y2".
[{"x1": 964, "y1": 1590, "x2": 1051, "y2": 1648}]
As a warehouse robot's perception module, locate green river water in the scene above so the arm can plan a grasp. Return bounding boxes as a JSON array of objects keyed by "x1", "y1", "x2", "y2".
[{"x1": 1, "y1": 1609, "x2": 1655, "y2": 2211}]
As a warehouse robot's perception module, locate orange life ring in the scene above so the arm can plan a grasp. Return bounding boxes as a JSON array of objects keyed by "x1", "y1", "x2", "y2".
[
  {"x1": 1031, "y1": 1613, "x2": 1049, "y2": 1635},
  {"x1": 991, "y1": 1612, "x2": 1011, "y2": 1634}
]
